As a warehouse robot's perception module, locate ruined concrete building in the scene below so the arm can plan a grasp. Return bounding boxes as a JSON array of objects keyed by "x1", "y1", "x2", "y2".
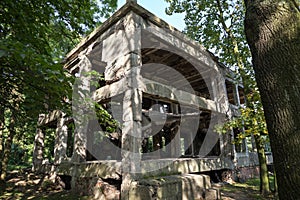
[{"x1": 32, "y1": 1, "x2": 272, "y2": 199}]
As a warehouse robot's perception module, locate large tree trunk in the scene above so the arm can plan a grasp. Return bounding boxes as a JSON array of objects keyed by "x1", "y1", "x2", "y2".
[
  {"x1": 244, "y1": 1, "x2": 300, "y2": 199},
  {"x1": 254, "y1": 134, "x2": 270, "y2": 195}
]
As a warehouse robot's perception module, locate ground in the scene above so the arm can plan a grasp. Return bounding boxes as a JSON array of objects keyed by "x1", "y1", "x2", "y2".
[
  {"x1": 0, "y1": 168, "x2": 276, "y2": 200},
  {"x1": 218, "y1": 182, "x2": 275, "y2": 200}
]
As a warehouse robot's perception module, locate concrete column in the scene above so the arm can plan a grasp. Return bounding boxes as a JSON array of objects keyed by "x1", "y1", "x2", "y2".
[
  {"x1": 121, "y1": 88, "x2": 142, "y2": 200},
  {"x1": 209, "y1": 75, "x2": 218, "y2": 102},
  {"x1": 171, "y1": 124, "x2": 181, "y2": 157},
  {"x1": 100, "y1": 11, "x2": 142, "y2": 199},
  {"x1": 184, "y1": 134, "x2": 193, "y2": 155},
  {"x1": 234, "y1": 84, "x2": 241, "y2": 106},
  {"x1": 54, "y1": 117, "x2": 68, "y2": 164},
  {"x1": 119, "y1": 38, "x2": 142, "y2": 199},
  {"x1": 72, "y1": 56, "x2": 93, "y2": 162},
  {"x1": 231, "y1": 129, "x2": 238, "y2": 166},
  {"x1": 219, "y1": 130, "x2": 225, "y2": 155},
  {"x1": 33, "y1": 126, "x2": 44, "y2": 172}
]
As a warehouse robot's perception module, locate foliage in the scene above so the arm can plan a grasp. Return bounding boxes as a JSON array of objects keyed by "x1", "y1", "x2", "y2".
[
  {"x1": 95, "y1": 103, "x2": 120, "y2": 134},
  {"x1": 75, "y1": 69, "x2": 121, "y2": 137},
  {"x1": 84, "y1": 70, "x2": 121, "y2": 134},
  {"x1": 165, "y1": 0, "x2": 268, "y2": 146},
  {"x1": 165, "y1": 0, "x2": 250, "y2": 73},
  {"x1": 0, "y1": 0, "x2": 117, "y2": 119},
  {"x1": 216, "y1": 92, "x2": 268, "y2": 144},
  {"x1": 0, "y1": 0, "x2": 117, "y2": 171},
  {"x1": 165, "y1": 0, "x2": 271, "y2": 194}
]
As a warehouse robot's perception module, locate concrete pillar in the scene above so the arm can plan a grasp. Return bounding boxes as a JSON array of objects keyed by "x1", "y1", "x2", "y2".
[
  {"x1": 231, "y1": 129, "x2": 237, "y2": 164},
  {"x1": 33, "y1": 126, "x2": 44, "y2": 172},
  {"x1": 212, "y1": 74, "x2": 232, "y2": 157},
  {"x1": 183, "y1": 125, "x2": 194, "y2": 155},
  {"x1": 233, "y1": 84, "x2": 248, "y2": 154},
  {"x1": 54, "y1": 117, "x2": 68, "y2": 164},
  {"x1": 172, "y1": 125, "x2": 181, "y2": 157},
  {"x1": 72, "y1": 56, "x2": 93, "y2": 162},
  {"x1": 209, "y1": 75, "x2": 218, "y2": 102},
  {"x1": 121, "y1": 87, "x2": 142, "y2": 200},
  {"x1": 120, "y1": 40, "x2": 142, "y2": 199},
  {"x1": 72, "y1": 129, "x2": 86, "y2": 162},
  {"x1": 99, "y1": 11, "x2": 142, "y2": 199},
  {"x1": 234, "y1": 84, "x2": 241, "y2": 106}
]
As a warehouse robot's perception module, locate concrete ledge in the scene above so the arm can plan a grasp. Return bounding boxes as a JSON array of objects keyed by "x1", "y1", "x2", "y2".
[
  {"x1": 141, "y1": 157, "x2": 233, "y2": 177},
  {"x1": 55, "y1": 157, "x2": 233, "y2": 179},
  {"x1": 56, "y1": 161, "x2": 122, "y2": 180}
]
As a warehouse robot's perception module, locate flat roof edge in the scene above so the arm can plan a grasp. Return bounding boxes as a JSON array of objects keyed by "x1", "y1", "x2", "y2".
[{"x1": 64, "y1": 2, "x2": 182, "y2": 65}]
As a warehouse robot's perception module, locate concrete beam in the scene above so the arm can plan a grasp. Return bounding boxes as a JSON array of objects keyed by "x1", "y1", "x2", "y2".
[
  {"x1": 37, "y1": 110, "x2": 62, "y2": 127},
  {"x1": 93, "y1": 78, "x2": 129, "y2": 102},
  {"x1": 142, "y1": 78, "x2": 220, "y2": 112},
  {"x1": 93, "y1": 77, "x2": 225, "y2": 113}
]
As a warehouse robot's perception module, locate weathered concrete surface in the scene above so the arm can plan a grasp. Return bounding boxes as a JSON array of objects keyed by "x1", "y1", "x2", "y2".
[
  {"x1": 54, "y1": 117, "x2": 68, "y2": 164},
  {"x1": 129, "y1": 174, "x2": 221, "y2": 200},
  {"x1": 55, "y1": 158, "x2": 232, "y2": 180},
  {"x1": 33, "y1": 111, "x2": 63, "y2": 172},
  {"x1": 205, "y1": 188, "x2": 221, "y2": 200},
  {"x1": 235, "y1": 152, "x2": 259, "y2": 167},
  {"x1": 140, "y1": 157, "x2": 233, "y2": 177},
  {"x1": 32, "y1": 128, "x2": 44, "y2": 172},
  {"x1": 58, "y1": 1, "x2": 238, "y2": 199},
  {"x1": 56, "y1": 161, "x2": 122, "y2": 180},
  {"x1": 93, "y1": 178, "x2": 120, "y2": 200},
  {"x1": 37, "y1": 110, "x2": 63, "y2": 126},
  {"x1": 142, "y1": 78, "x2": 219, "y2": 112},
  {"x1": 69, "y1": 174, "x2": 218, "y2": 200}
]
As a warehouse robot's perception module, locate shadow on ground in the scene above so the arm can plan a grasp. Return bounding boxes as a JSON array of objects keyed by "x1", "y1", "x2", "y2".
[{"x1": 1, "y1": 169, "x2": 276, "y2": 200}]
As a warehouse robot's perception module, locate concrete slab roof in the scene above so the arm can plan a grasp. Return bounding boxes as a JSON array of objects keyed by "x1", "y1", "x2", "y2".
[{"x1": 63, "y1": 1, "x2": 218, "y2": 67}]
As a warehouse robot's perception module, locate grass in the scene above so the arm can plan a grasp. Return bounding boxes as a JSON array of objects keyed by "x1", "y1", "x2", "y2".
[{"x1": 221, "y1": 176, "x2": 276, "y2": 200}]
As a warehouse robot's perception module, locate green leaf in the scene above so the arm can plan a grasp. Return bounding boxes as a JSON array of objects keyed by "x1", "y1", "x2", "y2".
[{"x1": 0, "y1": 50, "x2": 6, "y2": 58}]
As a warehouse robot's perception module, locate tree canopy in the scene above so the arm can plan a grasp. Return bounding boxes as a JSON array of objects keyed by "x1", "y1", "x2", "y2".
[
  {"x1": 0, "y1": 0, "x2": 117, "y2": 180},
  {"x1": 165, "y1": 0, "x2": 271, "y2": 194},
  {"x1": 0, "y1": 0, "x2": 117, "y2": 118}
]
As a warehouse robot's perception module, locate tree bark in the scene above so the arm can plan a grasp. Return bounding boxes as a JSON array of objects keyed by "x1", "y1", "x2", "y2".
[
  {"x1": 244, "y1": 1, "x2": 300, "y2": 199},
  {"x1": 254, "y1": 134, "x2": 270, "y2": 195}
]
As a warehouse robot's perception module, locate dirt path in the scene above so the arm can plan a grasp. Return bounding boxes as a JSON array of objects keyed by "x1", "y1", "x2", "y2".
[{"x1": 221, "y1": 187, "x2": 258, "y2": 200}]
